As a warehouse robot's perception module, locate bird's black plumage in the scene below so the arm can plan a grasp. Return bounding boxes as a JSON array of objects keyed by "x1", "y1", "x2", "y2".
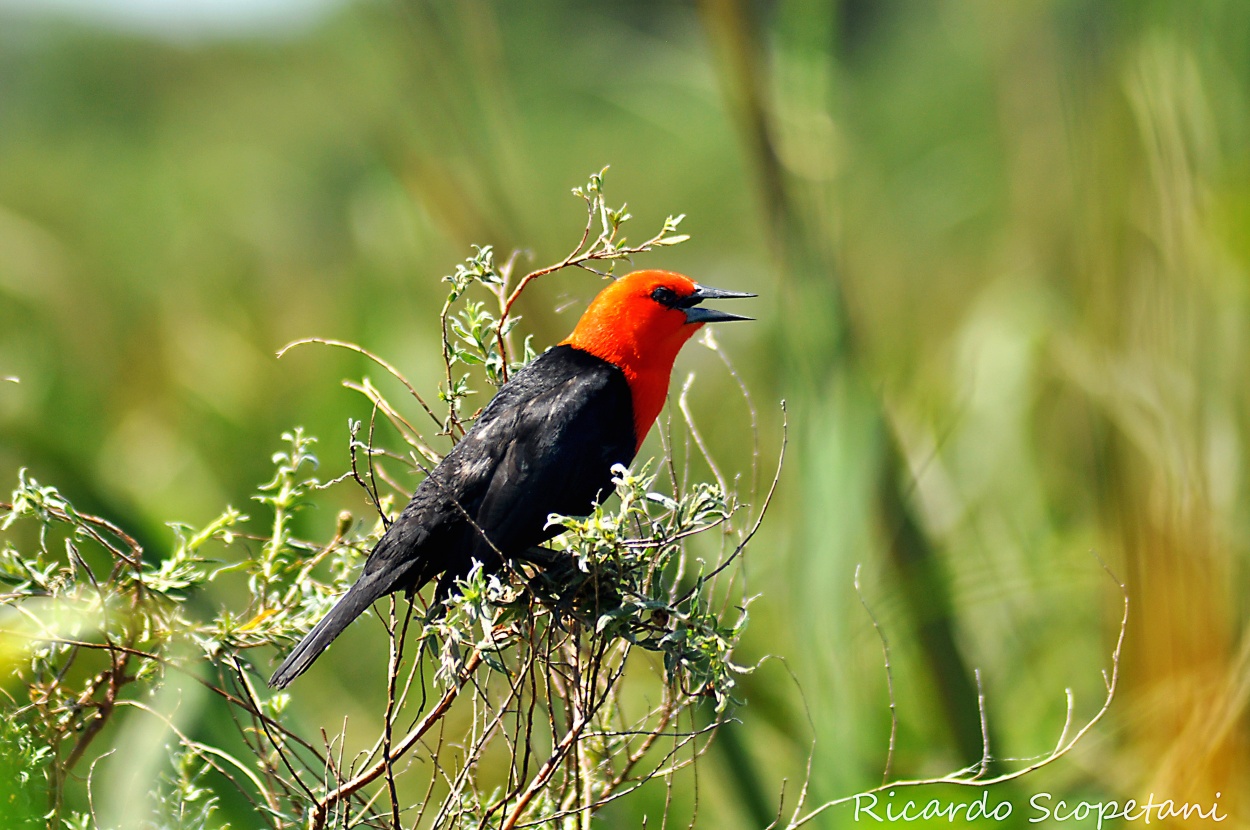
[{"x1": 268, "y1": 344, "x2": 636, "y2": 688}]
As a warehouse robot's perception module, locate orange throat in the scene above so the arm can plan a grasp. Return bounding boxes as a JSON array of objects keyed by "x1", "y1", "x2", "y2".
[
  {"x1": 562, "y1": 323, "x2": 699, "y2": 452},
  {"x1": 617, "y1": 360, "x2": 679, "y2": 452}
]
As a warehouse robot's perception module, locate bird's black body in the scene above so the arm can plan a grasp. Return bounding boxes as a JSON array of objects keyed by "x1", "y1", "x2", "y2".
[{"x1": 269, "y1": 345, "x2": 636, "y2": 688}]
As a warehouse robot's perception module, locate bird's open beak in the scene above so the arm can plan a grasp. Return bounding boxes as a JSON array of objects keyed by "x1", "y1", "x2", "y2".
[{"x1": 680, "y1": 283, "x2": 757, "y2": 324}]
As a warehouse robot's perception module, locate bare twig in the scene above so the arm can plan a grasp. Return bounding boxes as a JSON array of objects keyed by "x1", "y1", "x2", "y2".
[
  {"x1": 231, "y1": 657, "x2": 320, "y2": 807},
  {"x1": 677, "y1": 400, "x2": 786, "y2": 598},
  {"x1": 853, "y1": 564, "x2": 897, "y2": 784},
  {"x1": 0, "y1": 632, "x2": 329, "y2": 762},
  {"x1": 500, "y1": 713, "x2": 589, "y2": 830},
  {"x1": 492, "y1": 169, "x2": 689, "y2": 383},
  {"x1": 310, "y1": 651, "x2": 484, "y2": 829},
  {"x1": 785, "y1": 561, "x2": 1130, "y2": 828},
  {"x1": 278, "y1": 337, "x2": 441, "y2": 430},
  {"x1": 678, "y1": 373, "x2": 727, "y2": 497}
]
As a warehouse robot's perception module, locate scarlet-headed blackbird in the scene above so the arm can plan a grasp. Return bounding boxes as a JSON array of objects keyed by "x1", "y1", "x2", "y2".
[{"x1": 268, "y1": 270, "x2": 753, "y2": 688}]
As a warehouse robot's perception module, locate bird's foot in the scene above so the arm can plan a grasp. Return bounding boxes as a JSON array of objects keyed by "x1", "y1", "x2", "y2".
[{"x1": 518, "y1": 547, "x2": 623, "y2": 622}]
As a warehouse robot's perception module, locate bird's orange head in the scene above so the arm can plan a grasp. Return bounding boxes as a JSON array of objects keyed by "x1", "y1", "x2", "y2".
[{"x1": 562, "y1": 269, "x2": 754, "y2": 449}]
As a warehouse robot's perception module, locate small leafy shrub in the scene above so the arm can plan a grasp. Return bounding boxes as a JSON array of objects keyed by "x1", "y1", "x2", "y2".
[{"x1": 0, "y1": 171, "x2": 776, "y2": 829}]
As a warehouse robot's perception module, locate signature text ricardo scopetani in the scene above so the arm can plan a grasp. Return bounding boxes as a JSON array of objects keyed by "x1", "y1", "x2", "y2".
[{"x1": 851, "y1": 790, "x2": 1227, "y2": 827}]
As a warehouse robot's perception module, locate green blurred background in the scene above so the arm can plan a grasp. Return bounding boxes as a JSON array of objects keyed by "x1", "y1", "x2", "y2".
[{"x1": 2, "y1": 0, "x2": 1248, "y2": 826}]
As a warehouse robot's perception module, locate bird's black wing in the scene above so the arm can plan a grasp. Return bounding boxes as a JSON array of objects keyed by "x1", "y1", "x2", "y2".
[
  {"x1": 452, "y1": 346, "x2": 637, "y2": 578},
  {"x1": 366, "y1": 345, "x2": 634, "y2": 587},
  {"x1": 268, "y1": 345, "x2": 634, "y2": 688}
]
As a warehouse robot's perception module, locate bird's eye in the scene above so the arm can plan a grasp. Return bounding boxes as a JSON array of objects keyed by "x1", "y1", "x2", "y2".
[{"x1": 650, "y1": 286, "x2": 679, "y2": 307}]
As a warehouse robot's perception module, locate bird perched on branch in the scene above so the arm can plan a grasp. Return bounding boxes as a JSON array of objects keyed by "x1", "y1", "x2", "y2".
[{"x1": 268, "y1": 270, "x2": 754, "y2": 688}]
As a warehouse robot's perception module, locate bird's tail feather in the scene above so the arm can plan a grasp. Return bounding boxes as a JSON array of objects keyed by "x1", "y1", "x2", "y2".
[{"x1": 267, "y1": 576, "x2": 388, "y2": 689}]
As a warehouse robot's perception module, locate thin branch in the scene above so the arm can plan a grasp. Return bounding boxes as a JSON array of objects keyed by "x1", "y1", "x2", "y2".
[
  {"x1": 677, "y1": 373, "x2": 727, "y2": 497},
  {"x1": 116, "y1": 699, "x2": 282, "y2": 819},
  {"x1": 500, "y1": 713, "x2": 589, "y2": 830},
  {"x1": 231, "y1": 657, "x2": 320, "y2": 807},
  {"x1": 974, "y1": 668, "x2": 990, "y2": 778},
  {"x1": 310, "y1": 651, "x2": 484, "y2": 829},
  {"x1": 382, "y1": 598, "x2": 403, "y2": 830},
  {"x1": 677, "y1": 399, "x2": 786, "y2": 598},
  {"x1": 278, "y1": 337, "x2": 441, "y2": 429},
  {"x1": 342, "y1": 378, "x2": 441, "y2": 464},
  {"x1": 703, "y1": 328, "x2": 760, "y2": 498},
  {"x1": 493, "y1": 172, "x2": 689, "y2": 383},
  {"x1": 853, "y1": 564, "x2": 897, "y2": 784},
  {"x1": 786, "y1": 561, "x2": 1130, "y2": 828},
  {"x1": 0, "y1": 633, "x2": 328, "y2": 761},
  {"x1": 0, "y1": 499, "x2": 143, "y2": 570}
]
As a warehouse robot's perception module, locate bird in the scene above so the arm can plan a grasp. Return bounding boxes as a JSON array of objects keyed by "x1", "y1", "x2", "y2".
[{"x1": 268, "y1": 269, "x2": 754, "y2": 688}]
